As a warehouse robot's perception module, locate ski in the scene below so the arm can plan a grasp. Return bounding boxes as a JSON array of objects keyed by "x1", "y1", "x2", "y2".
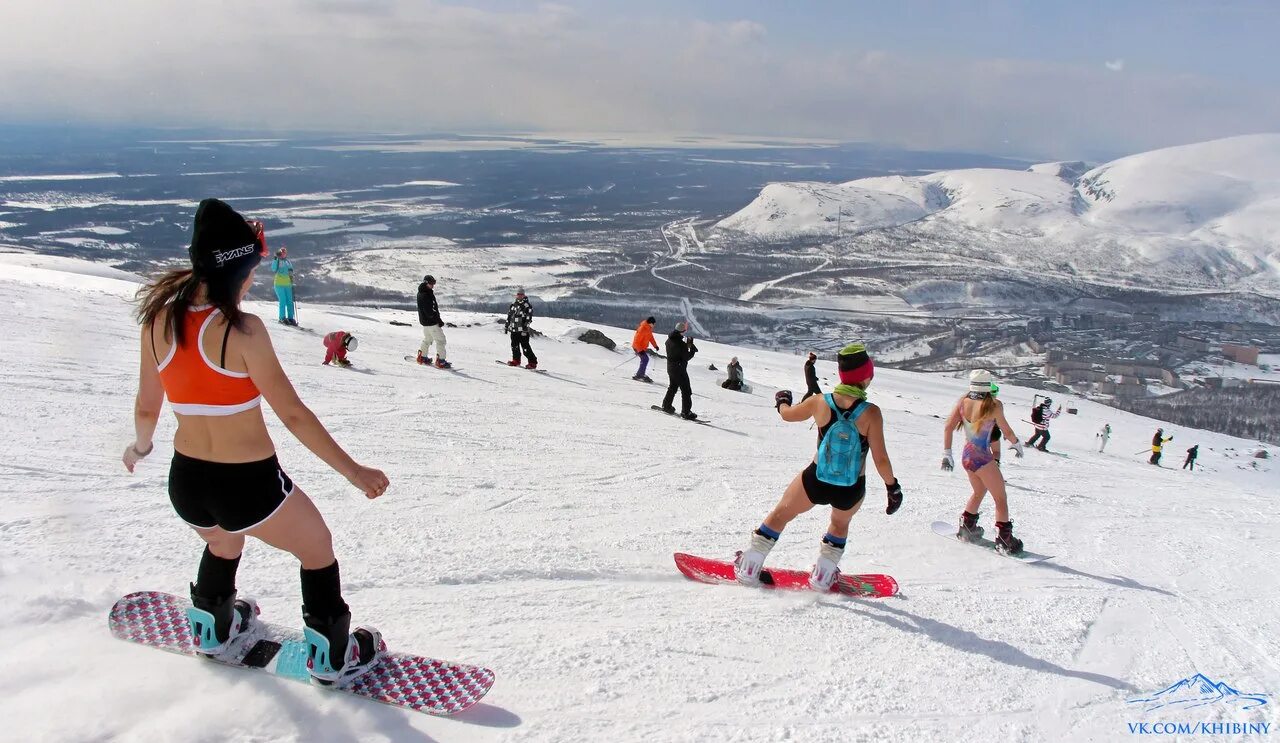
[
  {"x1": 109, "y1": 591, "x2": 494, "y2": 717},
  {"x1": 404, "y1": 355, "x2": 457, "y2": 370},
  {"x1": 929, "y1": 521, "x2": 1053, "y2": 563},
  {"x1": 494, "y1": 360, "x2": 547, "y2": 373},
  {"x1": 674, "y1": 553, "x2": 898, "y2": 598},
  {"x1": 650, "y1": 405, "x2": 710, "y2": 424}
]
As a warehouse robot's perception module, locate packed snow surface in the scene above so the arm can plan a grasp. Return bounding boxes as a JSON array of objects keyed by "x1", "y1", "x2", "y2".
[{"x1": 1, "y1": 255, "x2": 1278, "y2": 742}]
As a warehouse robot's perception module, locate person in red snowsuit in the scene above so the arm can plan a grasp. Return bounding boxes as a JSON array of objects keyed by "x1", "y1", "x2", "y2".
[{"x1": 323, "y1": 331, "x2": 357, "y2": 366}]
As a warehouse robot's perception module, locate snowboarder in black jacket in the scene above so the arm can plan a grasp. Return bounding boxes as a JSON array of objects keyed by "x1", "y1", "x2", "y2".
[
  {"x1": 801, "y1": 352, "x2": 822, "y2": 401},
  {"x1": 415, "y1": 275, "x2": 450, "y2": 368},
  {"x1": 661, "y1": 322, "x2": 699, "y2": 419},
  {"x1": 504, "y1": 288, "x2": 538, "y2": 369}
]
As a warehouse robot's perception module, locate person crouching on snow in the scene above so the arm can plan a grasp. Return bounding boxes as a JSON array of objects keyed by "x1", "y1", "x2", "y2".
[{"x1": 323, "y1": 331, "x2": 358, "y2": 367}]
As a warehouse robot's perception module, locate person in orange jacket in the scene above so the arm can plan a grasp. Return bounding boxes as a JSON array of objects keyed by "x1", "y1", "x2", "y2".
[{"x1": 631, "y1": 316, "x2": 659, "y2": 383}]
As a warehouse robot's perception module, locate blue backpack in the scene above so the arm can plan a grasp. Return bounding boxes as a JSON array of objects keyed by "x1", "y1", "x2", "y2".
[{"x1": 815, "y1": 394, "x2": 868, "y2": 486}]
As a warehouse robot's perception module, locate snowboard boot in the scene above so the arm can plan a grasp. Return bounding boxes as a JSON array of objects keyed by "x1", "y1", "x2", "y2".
[
  {"x1": 632, "y1": 374, "x2": 644, "y2": 381},
  {"x1": 507, "y1": 359, "x2": 521, "y2": 366},
  {"x1": 415, "y1": 350, "x2": 427, "y2": 365},
  {"x1": 302, "y1": 610, "x2": 384, "y2": 687},
  {"x1": 641, "y1": 375, "x2": 653, "y2": 383},
  {"x1": 186, "y1": 586, "x2": 258, "y2": 658},
  {"x1": 734, "y1": 530, "x2": 777, "y2": 585},
  {"x1": 335, "y1": 358, "x2": 352, "y2": 368},
  {"x1": 808, "y1": 540, "x2": 845, "y2": 591},
  {"x1": 957, "y1": 511, "x2": 984, "y2": 542},
  {"x1": 525, "y1": 362, "x2": 538, "y2": 370},
  {"x1": 680, "y1": 411, "x2": 699, "y2": 421},
  {"x1": 659, "y1": 405, "x2": 676, "y2": 415},
  {"x1": 994, "y1": 521, "x2": 1023, "y2": 555},
  {"x1": 434, "y1": 357, "x2": 452, "y2": 369}
]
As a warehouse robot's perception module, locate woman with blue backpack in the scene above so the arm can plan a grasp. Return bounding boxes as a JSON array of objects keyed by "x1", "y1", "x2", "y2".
[{"x1": 735, "y1": 343, "x2": 903, "y2": 591}]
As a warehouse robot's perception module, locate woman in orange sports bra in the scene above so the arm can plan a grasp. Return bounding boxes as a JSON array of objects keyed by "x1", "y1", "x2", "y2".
[
  {"x1": 123, "y1": 198, "x2": 390, "y2": 686},
  {"x1": 941, "y1": 370, "x2": 1025, "y2": 554}
]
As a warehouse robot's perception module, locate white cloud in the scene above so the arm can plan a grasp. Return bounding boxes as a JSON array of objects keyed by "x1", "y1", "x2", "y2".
[
  {"x1": 1105, "y1": 59, "x2": 1126, "y2": 72},
  {"x1": 0, "y1": 1, "x2": 1274, "y2": 158}
]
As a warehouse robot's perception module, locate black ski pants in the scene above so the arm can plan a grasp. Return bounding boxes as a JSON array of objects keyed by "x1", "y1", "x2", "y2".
[
  {"x1": 1150, "y1": 451, "x2": 1162, "y2": 465},
  {"x1": 663, "y1": 368, "x2": 693, "y2": 414},
  {"x1": 721, "y1": 379, "x2": 742, "y2": 391},
  {"x1": 1182, "y1": 457, "x2": 1195, "y2": 471},
  {"x1": 510, "y1": 333, "x2": 537, "y2": 364},
  {"x1": 1027, "y1": 429, "x2": 1050, "y2": 449},
  {"x1": 801, "y1": 382, "x2": 822, "y2": 402}
]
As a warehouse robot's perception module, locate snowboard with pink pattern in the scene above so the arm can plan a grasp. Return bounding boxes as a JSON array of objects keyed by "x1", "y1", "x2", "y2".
[{"x1": 108, "y1": 591, "x2": 494, "y2": 716}]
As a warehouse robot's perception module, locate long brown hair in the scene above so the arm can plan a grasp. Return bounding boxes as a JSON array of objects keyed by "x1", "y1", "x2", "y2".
[
  {"x1": 135, "y1": 263, "x2": 254, "y2": 347},
  {"x1": 955, "y1": 393, "x2": 998, "y2": 429}
]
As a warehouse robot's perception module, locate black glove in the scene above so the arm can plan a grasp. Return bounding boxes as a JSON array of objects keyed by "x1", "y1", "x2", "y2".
[
  {"x1": 885, "y1": 479, "x2": 903, "y2": 515},
  {"x1": 774, "y1": 390, "x2": 793, "y2": 411}
]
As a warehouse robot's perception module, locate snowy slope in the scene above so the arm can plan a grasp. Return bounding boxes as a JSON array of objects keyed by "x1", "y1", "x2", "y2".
[
  {"x1": 2, "y1": 255, "x2": 1278, "y2": 742},
  {"x1": 714, "y1": 134, "x2": 1280, "y2": 289}
]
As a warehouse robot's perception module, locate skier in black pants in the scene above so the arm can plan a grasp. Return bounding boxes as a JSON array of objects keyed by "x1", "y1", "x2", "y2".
[
  {"x1": 504, "y1": 288, "x2": 537, "y2": 369},
  {"x1": 801, "y1": 352, "x2": 822, "y2": 401},
  {"x1": 660, "y1": 322, "x2": 699, "y2": 420},
  {"x1": 1182, "y1": 445, "x2": 1199, "y2": 471},
  {"x1": 1024, "y1": 398, "x2": 1060, "y2": 451},
  {"x1": 1150, "y1": 428, "x2": 1173, "y2": 465}
]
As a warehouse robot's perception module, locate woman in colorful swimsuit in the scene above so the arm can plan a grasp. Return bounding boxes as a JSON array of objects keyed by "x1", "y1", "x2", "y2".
[
  {"x1": 941, "y1": 370, "x2": 1025, "y2": 553},
  {"x1": 124, "y1": 198, "x2": 389, "y2": 686}
]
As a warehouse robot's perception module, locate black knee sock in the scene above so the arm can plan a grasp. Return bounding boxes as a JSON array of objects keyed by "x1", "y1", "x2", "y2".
[
  {"x1": 300, "y1": 561, "x2": 349, "y2": 619},
  {"x1": 194, "y1": 546, "x2": 241, "y2": 600}
]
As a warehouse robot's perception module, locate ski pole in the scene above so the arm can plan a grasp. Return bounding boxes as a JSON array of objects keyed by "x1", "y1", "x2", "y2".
[{"x1": 601, "y1": 355, "x2": 635, "y2": 375}]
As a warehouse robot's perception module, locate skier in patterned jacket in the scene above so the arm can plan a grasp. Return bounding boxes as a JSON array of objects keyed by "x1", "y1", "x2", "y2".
[
  {"x1": 1024, "y1": 398, "x2": 1060, "y2": 451},
  {"x1": 504, "y1": 288, "x2": 538, "y2": 369}
]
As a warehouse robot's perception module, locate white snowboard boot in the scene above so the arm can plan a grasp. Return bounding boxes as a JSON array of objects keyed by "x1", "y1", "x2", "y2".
[
  {"x1": 808, "y1": 541, "x2": 845, "y2": 591},
  {"x1": 734, "y1": 531, "x2": 777, "y2": 585}
]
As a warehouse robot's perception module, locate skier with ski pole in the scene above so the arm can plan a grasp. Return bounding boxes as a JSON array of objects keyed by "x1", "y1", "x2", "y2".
[
  {"x1": 630, "y1": 316, "x2": 659, "y2": 382},
  {"x1": 735, "y1": 343, "x2": 903, "y2": 590},
  {"x1": 942, "y1": 370, "x2": 1026, "y2": 554},
  {"x1": 1024, "y1": 396, "x2": 1060, "y2": 451},
  {"x1": 1097, "y1": 423, "x2": 1112, "y2": 453},
  {"x1": 124, "y1": 198, "x2": 389, "y2": 685},
  {"x1": 1150, "y1": 428, "x2": 1173, "y2": 465},
  {"x1": 271, "y1": 247, "x2": 297, "y2": 326},
  {"x1": 1183, "y1": 444, "x2": 1199, "y2": 471}
]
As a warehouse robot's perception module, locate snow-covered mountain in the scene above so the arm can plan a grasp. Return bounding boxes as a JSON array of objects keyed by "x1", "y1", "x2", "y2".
[
  {"x1": 2, "y1": 253, "x2": 1278, "y2": 742},
  {"x1": 714, "y1": 134, "x2": 1280, "y2": 293}
]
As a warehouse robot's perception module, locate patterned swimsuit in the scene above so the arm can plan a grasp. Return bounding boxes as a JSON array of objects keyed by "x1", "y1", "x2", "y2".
[{"x1": 961, "y1": 417, "x2": 997, "y2": 472}]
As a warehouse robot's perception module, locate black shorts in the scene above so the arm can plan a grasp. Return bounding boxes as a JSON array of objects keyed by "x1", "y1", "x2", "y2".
[
  {"x1": 801, "y1": 463, "x2": 866, "y2": 511},
  {"x1": 169, "y1": 452, "x2": 295, "y2": 533}
]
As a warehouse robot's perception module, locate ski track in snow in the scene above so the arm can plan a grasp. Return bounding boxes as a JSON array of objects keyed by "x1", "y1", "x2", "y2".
[{"x1": 1, "y1": 255, "x2": 1278, "y2": 742}]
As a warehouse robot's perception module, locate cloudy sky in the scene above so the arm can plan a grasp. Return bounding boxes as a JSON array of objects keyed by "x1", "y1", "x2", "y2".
[{"x1": 2, "y1": 0, "x2": 1278, "y2": 159}]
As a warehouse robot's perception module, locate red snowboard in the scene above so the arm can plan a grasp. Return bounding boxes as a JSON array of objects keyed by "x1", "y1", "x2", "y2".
[{"x1": 674, "y1": 553, "x2": 898, "y2": 598}]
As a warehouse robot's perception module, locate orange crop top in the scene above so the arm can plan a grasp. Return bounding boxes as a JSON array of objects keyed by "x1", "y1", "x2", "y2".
[{"x1": 155, "y1": 305, "x2": 262, "y2": 416}]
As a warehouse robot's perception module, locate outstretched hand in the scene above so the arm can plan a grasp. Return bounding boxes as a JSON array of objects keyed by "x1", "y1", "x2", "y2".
[
  {"x1": 348, "y1": 465, "x2": 390, "y2": 500},
  {"x1": 774, "y1": 390, "x2": 793, "y2": 411},
  {"x1": 885, "y1": 479, "x2": 903, "y2": 515}
]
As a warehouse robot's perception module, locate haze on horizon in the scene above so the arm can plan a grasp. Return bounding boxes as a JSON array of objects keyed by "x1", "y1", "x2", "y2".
[{"x1": 2, "y1": 0, "x2": 1278, "y2": 161}]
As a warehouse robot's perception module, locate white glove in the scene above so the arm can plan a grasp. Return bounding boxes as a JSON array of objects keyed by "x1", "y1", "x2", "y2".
[
  {"x1": 941, "y1": 449, "x2": 954, "y2": 472},
  {"x1": 1011, "y1": 440, "x2": 1025, "y2": 459}
]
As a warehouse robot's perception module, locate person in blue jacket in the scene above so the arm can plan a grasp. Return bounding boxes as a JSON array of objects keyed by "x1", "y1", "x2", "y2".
[{"x1": 271, "y1": 247, "x2": 296, "y2": 326}]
